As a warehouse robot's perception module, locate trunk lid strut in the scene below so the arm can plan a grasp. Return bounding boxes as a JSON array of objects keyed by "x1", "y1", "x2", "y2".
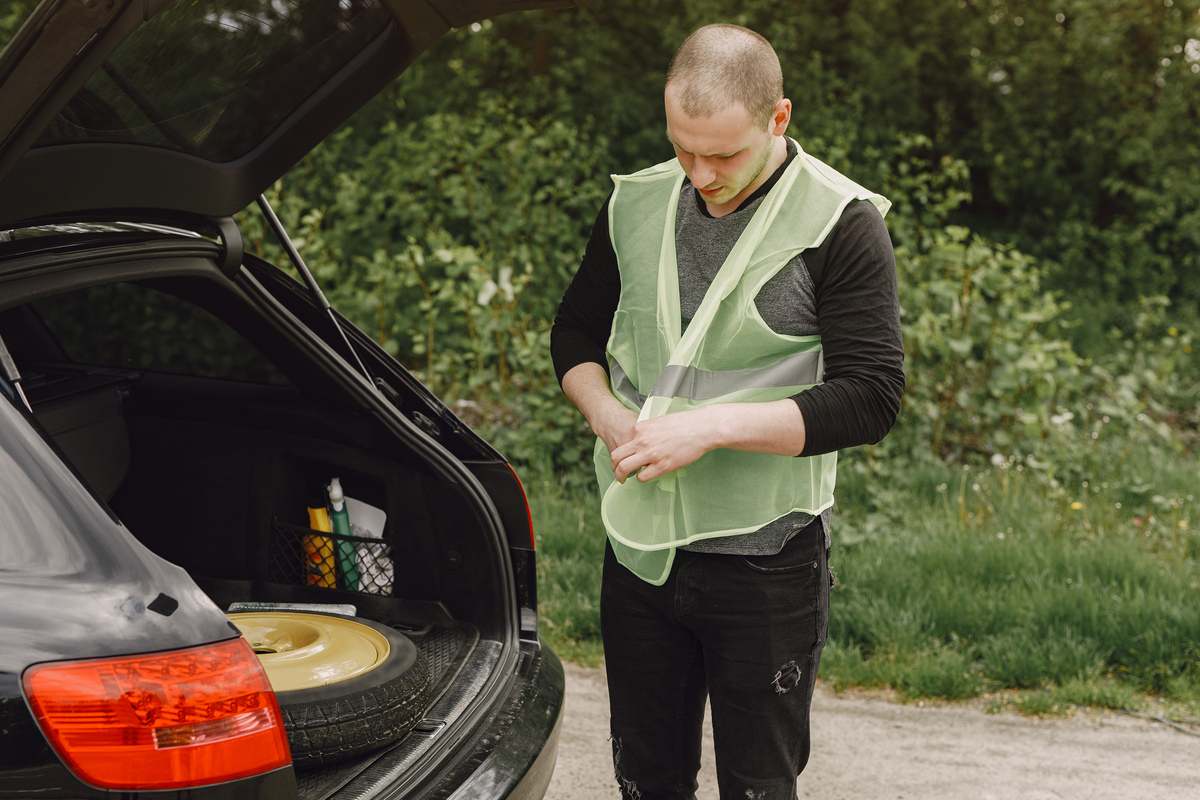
[
  {"x1": 0, "y1": 334, "x2": 32, "y2": 412},
  {"x1": 254, "y1": 194, "x2": 378, "y2": 395}
]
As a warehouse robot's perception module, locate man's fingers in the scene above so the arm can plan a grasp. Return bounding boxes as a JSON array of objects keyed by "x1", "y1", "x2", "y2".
[
  {"x1": 610, "y1": 441, "x2": 635, "y2": 465},
  {"x1": 615, "y1": 449, "x2": 655, "y2": 483},
  {"x1": 611, "y1": 439, "x2": 652, "y2": 473},
  {"x1": 635, "y1": 462, "x2": 663, "y2": 482},
  {"x1": 619, "y1": 450, "x2": 648, "y2": 482}
]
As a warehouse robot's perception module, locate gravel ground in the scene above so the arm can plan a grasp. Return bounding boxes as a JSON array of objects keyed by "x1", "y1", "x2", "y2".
[{"x1": 547, "y1": 662, "x2": 1200, "y2": 800}]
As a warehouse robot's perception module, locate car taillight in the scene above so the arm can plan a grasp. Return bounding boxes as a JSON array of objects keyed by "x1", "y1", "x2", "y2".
[
  {"x1": 23, "y1": 637, "x2": 291, "y2": 790},
  {"x1": 506, "y1": 462, "x2": 536, "y2": 549}
]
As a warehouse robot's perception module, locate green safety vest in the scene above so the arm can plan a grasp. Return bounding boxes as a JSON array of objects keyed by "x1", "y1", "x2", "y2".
[{"x1": 593, "y1": 137, "x2": 890, "y2": 585}]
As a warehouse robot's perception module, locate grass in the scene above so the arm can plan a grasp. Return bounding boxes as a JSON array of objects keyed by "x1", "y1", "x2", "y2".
[
  {"x1": 527, "y1": 442, "x2": 1200, "y2": 713},
  {"x1": 527, "y1": 470, "x2": 608, "y2": 667},
  {"x1": 826, "y1": 446, "x2": 1200, "y2": 704}
]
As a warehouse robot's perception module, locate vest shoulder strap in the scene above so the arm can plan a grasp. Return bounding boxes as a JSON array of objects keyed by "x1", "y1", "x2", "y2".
[
  {"x1": 609, "y1": 143, "x2": 889, "y2": 221},
  {"x1": 609, "y1": 141, "x2": 889, "y2": 262},
  {"x1": 798, "y1": 149, "x2": 892, "y2": 218}
]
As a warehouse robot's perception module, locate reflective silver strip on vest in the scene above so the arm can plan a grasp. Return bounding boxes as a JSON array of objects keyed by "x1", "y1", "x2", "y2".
[
  {"x1": 651, "y1": 349, "x2": 823, "y2": 402},
  {"x1": 610, "y1": 360, "x2": 647, "y2": 406}
]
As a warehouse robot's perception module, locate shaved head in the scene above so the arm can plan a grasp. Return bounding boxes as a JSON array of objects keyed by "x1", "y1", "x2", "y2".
[{"x1": 665, "y1": 24, "x2": 783, "y2": 127}]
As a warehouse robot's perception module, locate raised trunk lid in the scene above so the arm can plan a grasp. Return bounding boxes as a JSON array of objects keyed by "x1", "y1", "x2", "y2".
[{"x1": 0, "y1": 0, "x2": 568, "y2": 229}]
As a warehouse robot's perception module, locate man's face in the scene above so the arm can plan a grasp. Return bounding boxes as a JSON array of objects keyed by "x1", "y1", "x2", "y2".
[{"x1": 664, "y1": 83, "x2": 776, "y2": 209}]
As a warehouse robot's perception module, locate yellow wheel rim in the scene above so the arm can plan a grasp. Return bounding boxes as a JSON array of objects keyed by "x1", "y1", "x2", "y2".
[{"x1": 228, "y1": 612, "x2": 391, "y2": 692}]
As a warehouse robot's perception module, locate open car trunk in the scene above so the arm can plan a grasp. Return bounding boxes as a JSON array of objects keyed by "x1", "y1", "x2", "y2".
[{"x1": 0, "y1": 229, "x2": 536, "y2": 798}]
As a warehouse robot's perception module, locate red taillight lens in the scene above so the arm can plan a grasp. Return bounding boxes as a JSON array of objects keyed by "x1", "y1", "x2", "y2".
[
  {"x1": 23, "y1": 638, "x2": 291, "y2": 790},
  {"x1": 506, "y1": 462, "x2": 536, "y2": 549}
]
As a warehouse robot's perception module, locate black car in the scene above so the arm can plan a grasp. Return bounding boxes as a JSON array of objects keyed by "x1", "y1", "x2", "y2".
[{"x1": 0, "y1": 1, "x2": 567, "y2": 797}]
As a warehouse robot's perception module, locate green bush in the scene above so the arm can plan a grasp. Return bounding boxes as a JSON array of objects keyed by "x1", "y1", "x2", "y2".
[
  {"x1": 239, "y1": 95, "x2": 609, "y2": 484},
  {"x1": 897, "y1": 225, "x2": 1084, "y2": 458},
  {"x1": 5, "y1": 1, "x2": 1198, "y2": 704}
]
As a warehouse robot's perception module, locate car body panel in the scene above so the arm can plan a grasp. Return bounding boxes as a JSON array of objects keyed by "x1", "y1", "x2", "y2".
[
  {"x1": 442, "y1": 645, "x2": 564, "y2": 800},
  {"x1": 0, "y1": 391, "x2": 274, "y2": 795},
  {"x1": 0, "y1": 395, "x2": 234, "y2": 674}
]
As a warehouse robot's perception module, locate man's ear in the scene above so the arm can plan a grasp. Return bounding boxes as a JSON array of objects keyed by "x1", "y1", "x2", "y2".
[{"x1": 770, "y1": 98, "x2": 792, "y2": 136}]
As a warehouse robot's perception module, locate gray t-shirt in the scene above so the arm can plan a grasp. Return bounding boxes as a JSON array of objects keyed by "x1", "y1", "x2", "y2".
[{"x1": 675, "y1": 139, "x2": 830, "y2": 554}]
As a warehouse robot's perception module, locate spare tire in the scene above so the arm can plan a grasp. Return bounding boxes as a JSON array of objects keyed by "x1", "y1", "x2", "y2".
[{"x1": 228, "y1": 611, "x2": 433, "y2": 769}]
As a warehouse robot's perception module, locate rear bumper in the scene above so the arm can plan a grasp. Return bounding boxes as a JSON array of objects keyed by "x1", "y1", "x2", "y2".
[
  {"x1": 433, "y1": 642, "x2": 565, "y2": 800},
  {"x1": 326, "y1": 637, "x2": 566, "y2": 800},
  {"x1": 4, "y1": 640, "x2": 564, "y2": 800}
]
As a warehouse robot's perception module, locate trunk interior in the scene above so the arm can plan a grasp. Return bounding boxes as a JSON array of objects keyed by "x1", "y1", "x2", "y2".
[{"x1": 0, "y1": 252, "x2": 518, "y2": 797}]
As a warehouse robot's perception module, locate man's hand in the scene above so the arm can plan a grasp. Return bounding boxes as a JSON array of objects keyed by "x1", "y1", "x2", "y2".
[
  {"x1": 610, "y1": 407, "x2": 720, "y2": 483},
  {"x1": 594, "y1": 403, "x2": 639, "y2": 456},
  {"x1": 610, "y1": 400, "x2": 808, "y2": 484},
  {"x1": 561, "y1": 363, "x2": 809, "y2": 484},
  {"x1": 561, "y1": 362, "x2": 640, "y2": 456}
]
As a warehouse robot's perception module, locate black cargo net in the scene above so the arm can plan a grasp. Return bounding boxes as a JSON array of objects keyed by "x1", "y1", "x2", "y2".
[{"x1": 270, "y1": 519, "x2": 394, "y2": 596}]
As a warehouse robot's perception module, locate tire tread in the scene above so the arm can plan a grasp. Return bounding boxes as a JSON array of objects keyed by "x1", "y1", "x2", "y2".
[{"x1": 281, "y1": 646, "x2": 434, "y2": 769}]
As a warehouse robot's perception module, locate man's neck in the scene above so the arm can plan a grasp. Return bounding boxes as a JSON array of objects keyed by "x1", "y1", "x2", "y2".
[{"x1": 704, "y1": 135, "x2": 788, "y2": 219}]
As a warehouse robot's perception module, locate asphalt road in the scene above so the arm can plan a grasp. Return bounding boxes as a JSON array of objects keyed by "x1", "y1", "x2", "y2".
[{"x1": 547, "y1": 662, "x2": 1200, "y2": 800}]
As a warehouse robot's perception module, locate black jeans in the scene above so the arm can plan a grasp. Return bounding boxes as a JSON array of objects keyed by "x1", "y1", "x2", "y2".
[{"x1": 600, "y1": 518, "x2": 830, "y2": 800}]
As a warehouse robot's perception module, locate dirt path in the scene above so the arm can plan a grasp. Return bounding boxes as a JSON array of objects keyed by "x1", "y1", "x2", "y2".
[{"x1": 547, "y1": 662, "x2": 1199, "y2": 800}]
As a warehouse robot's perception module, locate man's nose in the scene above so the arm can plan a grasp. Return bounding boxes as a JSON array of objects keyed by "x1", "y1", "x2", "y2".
[{"x1": 692, "y1": 158, "x2": 717, "y2": 188}]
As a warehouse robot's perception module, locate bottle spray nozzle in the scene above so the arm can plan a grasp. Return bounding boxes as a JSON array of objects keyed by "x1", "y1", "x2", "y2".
[{"x1": 327, "y1": 477, "x2": 345, "y2": 510}]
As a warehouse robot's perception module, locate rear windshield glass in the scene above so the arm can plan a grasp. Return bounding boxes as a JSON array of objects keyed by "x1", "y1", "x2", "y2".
[
  {"x1": 35, "y1": 0, "x2": 390, "y2": 161},
  {"x1": 33, "y1": 282, "x2": 289, "y2": 385}
]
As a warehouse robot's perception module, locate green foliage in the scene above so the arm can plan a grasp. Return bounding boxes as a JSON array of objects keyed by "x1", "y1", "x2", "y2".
[
  {"x1": 870, "y1": 138, "x2": 1200, "y2": 469},
  {"x1": 239, "y1": 94, "x2": 610, "y2": 482},
  {"x1": 5, "y1": 0, "x2": 1197, "y2": 482},
  {"x1": 31, "y1": 283, "x2": 286, "y2": 385},
  {"x1": 0, "y1": 1, "x2": 35, "y2": 49},
  {"x1": 984, "y1": 679, "x2": 1146, "y2": 716},
  {"x1": 390, "y1": 0, "x2": 1200, "y2": 322},
  {"x1": 247, "y1": 1, "x2": 1198, "y2": 707},
  {"x1": 3, "y1": 0, "x2": 1198, "y2": 703},
  {"x1": 1088, "y1": 295, "x2": 1200, "y2": 444},
  {"x1": 1045, "y1": 679, "x2": 1142, "y2": 712},
  {"x1": 1007, "y1": 690, "x2": 1072, "y2": 717},
  {"x1": 527, "y1": 469, "x2": 607, "y2": 666},
  {"x1": 897, "y1": 225, "x2": 1084, "y2": 458},
  {"x1": 895, "y1": 647, "x2": 984, "y2": 701},
  {"x1": 977, "y1": 629, "x2": 1103, "y2": 689},
  {"x1": 6, "y1": 0, "x2": 1200, "y2": 317},
  {"x1": 828, "y1": 448, "x2": 1200, "y2": 696},
  {"x1": 528, "y1": 437, "x2": 1200, "y2": 704}
]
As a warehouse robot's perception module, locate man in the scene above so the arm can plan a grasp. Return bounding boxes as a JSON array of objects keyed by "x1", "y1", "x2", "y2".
[{"x1": 551, "y1": 23, "x2": 904, "y2": 800}]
